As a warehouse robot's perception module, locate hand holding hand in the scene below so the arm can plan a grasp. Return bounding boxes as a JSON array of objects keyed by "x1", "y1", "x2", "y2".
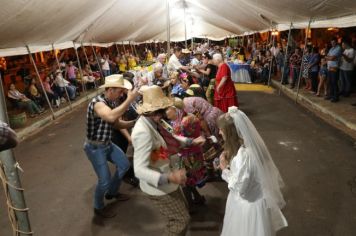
[
  {"x1": 192, "y1": 136, "x2": 206, "y2": 146},
  {"x1": 168, "y1": 169, "x2": 187, "y2": 185}
]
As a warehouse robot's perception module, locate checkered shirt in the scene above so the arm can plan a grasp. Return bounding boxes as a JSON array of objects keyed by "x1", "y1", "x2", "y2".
[{"x1": 86, "y1": 94, "x2": 116, "y2": 142}]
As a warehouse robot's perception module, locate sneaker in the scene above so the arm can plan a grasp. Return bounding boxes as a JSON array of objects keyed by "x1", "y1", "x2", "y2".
[
  {"x1": 94, "y1": 207, "x2": 116, "y2": 218},
  {"x1": 105, "y1": 193, "x2": 130, "y2": 201}
]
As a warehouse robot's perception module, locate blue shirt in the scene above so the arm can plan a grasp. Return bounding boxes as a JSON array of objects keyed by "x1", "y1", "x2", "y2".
[
  {"x1": 327, "y1": 45, "x2": 341, "y2": 69},
  {"x1": 171, "y1": 84, "x2": 185, "y2": 97},
  {"x1": 309, "y1": 53, "x2": 320, "y2": 72}
]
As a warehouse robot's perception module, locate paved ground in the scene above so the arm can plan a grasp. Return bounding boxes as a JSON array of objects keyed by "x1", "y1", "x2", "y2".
[{"x1": 1, "y1": 85, "x2": 356, "y2": 236}]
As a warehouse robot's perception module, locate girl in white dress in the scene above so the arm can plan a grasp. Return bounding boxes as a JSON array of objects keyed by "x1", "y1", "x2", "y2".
[{"x1": 217, "y1": 106, "x2": 288, "y2": 236}]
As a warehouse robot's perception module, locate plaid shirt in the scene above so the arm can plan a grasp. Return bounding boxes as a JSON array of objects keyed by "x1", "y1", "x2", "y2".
[
  {"x1": 0, "y1": 121, "x2": 13, "y2": 145},
  {"x1": 86, "y1": 94, "x2": 116, "y2": 142}
]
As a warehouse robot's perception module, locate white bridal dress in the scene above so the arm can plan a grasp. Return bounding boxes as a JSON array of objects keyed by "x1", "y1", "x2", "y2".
[{"x1": 221, "y1": 106, "x2": 288, "y2": 236}]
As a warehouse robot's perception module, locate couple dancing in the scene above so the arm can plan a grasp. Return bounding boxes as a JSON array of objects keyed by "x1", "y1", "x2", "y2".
[{"x1": 132, "y1": 85, "x2": 288, "y2": 235}]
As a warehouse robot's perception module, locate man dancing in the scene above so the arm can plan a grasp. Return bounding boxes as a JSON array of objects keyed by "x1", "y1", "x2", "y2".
[{"x1": 84, "y1": 74, "x2": 139, "y2": 218}]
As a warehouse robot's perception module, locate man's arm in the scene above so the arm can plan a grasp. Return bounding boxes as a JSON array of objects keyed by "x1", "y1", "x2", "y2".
[
  {"x1": 94, "y1": 89, "x2": 139, "y2": 123},
  {"x1": 113, "y1": 119, "x2": 136, "y2": 130}
]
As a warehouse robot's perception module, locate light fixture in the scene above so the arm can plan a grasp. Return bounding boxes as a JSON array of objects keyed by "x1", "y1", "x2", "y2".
[{"x1": 271, "y1": 30, "x2": 279, "y2": 36}]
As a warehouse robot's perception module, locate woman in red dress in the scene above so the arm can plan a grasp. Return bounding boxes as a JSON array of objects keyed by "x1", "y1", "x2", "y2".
[{"x1": 213, "y1": 53, "x2": 238, "y2": 112}]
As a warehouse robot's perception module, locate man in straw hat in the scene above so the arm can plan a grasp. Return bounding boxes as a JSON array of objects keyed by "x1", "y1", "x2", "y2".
[
  {"x1": 132, "y1": 85, "x2": 205, "y2": 235},
  {"x1": 84, "y1": 74, "x2": 139, "y2": 218}
]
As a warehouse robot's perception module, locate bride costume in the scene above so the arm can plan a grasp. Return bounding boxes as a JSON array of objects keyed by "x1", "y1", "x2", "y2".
[{"x1": 221, "y1": 106, "x2": 288, "y2": 236}]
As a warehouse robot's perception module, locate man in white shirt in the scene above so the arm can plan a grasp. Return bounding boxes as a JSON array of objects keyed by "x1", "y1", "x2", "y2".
[
  {"x1": 101, "y1": 54, "x2": 111, "y2": 77},
  {"x1": 339, "y1": 39, "x2": 355, "y2": 97},
  {"x1": 168, "y1": 47, "x2": 189, "y2": 72},
  {"x1": 54, "y1": 70, "x2": 76, "y2": 100}
]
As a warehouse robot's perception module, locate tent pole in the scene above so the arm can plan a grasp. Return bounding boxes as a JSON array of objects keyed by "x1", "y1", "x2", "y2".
[
  {"x1": 52, "y1": 44, "x2": 73, "y2": 109},
  {"x1": 81, "y1": 42, "x2": 99, "y2": 93},
  {"x1": 267, "y1": 34, "x2": 276, "y2": 87},
  {"x1": 166, "y1": 0, "x2": 171, "y2": 57},
  {"x1": 73, "y1": 42, "x2": 88, "y2": 100},
  {"x1": 133, "y1": 43, "x2": 139, "y2": 58},
  {"x1": 122, "y1": 41, "x2": 127, "y2": 54},
  {"x1": 115, "y1": 43, "x2": 119, "y2": 56},
  {"x1": 295, "y1": 18, "x2": 312, "y2": 103},
  {"x1": 26, "y1": 46, "x2": 55, "y2": 119},
  {"x1": 91, "y1": 44, "x2": 105, "y2": 84},
  {"x1": 184, "y1": 6, "x2": 187, "y2": 49},
  {"x1": 279, "y1": 22, "x2": 293, "y2": 95},
  {"x1": 0, "y1": 74, "x2": 33, "y2": 236},
  {"x1": 129, "y1": 41, "x2": 134, "y2": 55}
]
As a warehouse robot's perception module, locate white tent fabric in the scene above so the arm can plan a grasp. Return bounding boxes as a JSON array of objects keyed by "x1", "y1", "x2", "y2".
[{"x1": 0, "y1": 0, "x2": 355, "y2": 57}]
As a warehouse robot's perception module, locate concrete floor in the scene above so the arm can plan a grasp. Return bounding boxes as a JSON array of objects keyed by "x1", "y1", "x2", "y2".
[{"x1": 1, "y1": 87, "x2": 356, "y2": 236}]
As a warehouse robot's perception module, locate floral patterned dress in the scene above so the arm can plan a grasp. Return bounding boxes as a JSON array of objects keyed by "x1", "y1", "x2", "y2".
[{"x1": 172, "y1": 110, "x2": 206, "y2": 187}]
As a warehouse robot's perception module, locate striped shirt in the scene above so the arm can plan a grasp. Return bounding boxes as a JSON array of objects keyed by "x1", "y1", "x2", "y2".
[{"x1": 86, "y1": 94, "x2": 116, "y2": 142}]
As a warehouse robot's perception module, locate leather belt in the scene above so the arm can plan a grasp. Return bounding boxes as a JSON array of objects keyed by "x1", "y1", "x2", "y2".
[{"x1": 86, "y1": 139, "x2": 111, "y2": 146}]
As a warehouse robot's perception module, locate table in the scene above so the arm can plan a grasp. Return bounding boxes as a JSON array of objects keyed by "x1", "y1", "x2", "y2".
[{"x1": 228, "y1": 62, "x2": 252, "y2": 83}]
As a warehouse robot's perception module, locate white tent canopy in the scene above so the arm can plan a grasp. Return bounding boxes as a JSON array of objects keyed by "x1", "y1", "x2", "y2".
[{"x1": 0, "y1": 0, "x2": 355, "y2": 56}]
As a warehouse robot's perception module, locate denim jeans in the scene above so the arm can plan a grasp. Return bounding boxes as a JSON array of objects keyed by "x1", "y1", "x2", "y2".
[
  {"x1": 103, "y1": 70, "x2": 111, "y2": 77},
  {"x1": 328, "y1": 70, "x2": 339, "y2": 100},
  {"x1": 339, "y1": 70, "x2": 353, "y2": 96},
  {"x1": 60, "y1": 86, "x2": 76, "y2": 100},
  {"x1": 84, "y1": 142, "x2": 130, "y2": 209},
  {"x1": 282, "y1": 65, "x2": 290, "y2": 84}
]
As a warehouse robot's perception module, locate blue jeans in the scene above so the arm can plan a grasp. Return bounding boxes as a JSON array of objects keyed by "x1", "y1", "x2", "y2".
[
  {"x1": 339, "y1": 70, "x2": 352, "y2": 96},
  {"x1": 84, "y1": 142, "x2": 130, "y2": 209},
  {"x1": 103, "y1": 70, "x2": 111, "y2": 77},
  {"x1": 328, "y1": 70, "x2": 339, "y2": 100},
  {"x1": 59, "y1": 86, "x2": 76, "y2": 100}
]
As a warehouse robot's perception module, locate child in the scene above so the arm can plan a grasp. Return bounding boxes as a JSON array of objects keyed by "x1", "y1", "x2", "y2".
[{"x1": 316, "y1": 57, "x2": 328, "y2": 97}]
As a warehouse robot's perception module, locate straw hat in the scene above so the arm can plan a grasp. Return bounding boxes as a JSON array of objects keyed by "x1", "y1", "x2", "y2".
[
  {"x1": 194, "y1": 50, "x2": 202, "y2": 55},
  {"x1": 55, "y1": 69, "x2": 62, "y2": 74},
  {"x1": 137, "y1": 85, "x2": 174, "y2": 114},
  {"x1": 182, "y1": 48, "x2": 191, "y2": 54},
  {"x1": 99, "y1": 74, "x2": 132, "y2": 90}
]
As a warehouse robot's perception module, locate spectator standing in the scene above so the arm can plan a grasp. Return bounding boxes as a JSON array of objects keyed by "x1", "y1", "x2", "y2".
[
  {"x1": 325, "y1": 38, "x2": 342, "y2": 102},
  {"x1": 339, "y1": 38, "x2": 355, "y2": 97}
]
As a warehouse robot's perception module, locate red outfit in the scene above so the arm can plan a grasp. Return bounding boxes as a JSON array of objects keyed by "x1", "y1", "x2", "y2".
[{"x1": 214, "y1": 63, "x2": 238, "y2": 112}]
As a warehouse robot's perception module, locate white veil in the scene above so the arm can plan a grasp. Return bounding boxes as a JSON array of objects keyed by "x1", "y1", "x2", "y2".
[{"x1": 228, "y1": 106, "x2": 286, "y2": 210}]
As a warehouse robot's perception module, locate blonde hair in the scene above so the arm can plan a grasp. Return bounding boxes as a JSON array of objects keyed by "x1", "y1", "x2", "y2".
[
  {"x1": 217, "y1": 113, "x2": 243, "y2": 163},
  {"x1": 169, "y1": 71, "x2": 179, "y2": 79}
]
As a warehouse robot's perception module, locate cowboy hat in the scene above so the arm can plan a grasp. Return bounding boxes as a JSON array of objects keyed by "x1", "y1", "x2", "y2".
[
  {"x1": 99, "y1": 74, "x2": 132, "y2": 90},
  {"x1": 55, "y1": 69, "x2": 62, "y2": 74},
  {"x1": 136, "y1": 85, "x2": 174, "y2": 114}
]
